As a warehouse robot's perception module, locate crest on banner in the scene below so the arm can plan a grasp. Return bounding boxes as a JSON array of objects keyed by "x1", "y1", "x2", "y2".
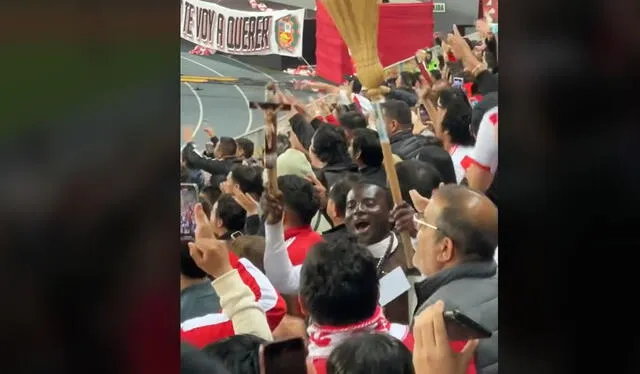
[{"x1": 275, "y1": 15, "x2": 301, "y2": 52}]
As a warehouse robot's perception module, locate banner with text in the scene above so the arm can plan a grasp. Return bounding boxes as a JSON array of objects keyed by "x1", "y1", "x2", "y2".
[{"x1": 180, "y1": 0, "x2": 305, "y2": 57}]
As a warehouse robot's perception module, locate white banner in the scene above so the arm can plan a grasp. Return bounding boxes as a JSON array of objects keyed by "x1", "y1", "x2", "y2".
[{"x1": 180, "y1": 0, "x2": 305, "y2": 57}]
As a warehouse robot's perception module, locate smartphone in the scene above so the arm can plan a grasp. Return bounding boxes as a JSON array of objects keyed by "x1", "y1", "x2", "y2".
[
  {"x1": 443, "y1": 309, "x2": 492, "y2": 341},
  {"x1": 452, "y1": 76, "x2": 464, "y2": 88},
  {"x1": 260, "y1": 338, "x2": 307, "y2": 374},
  {"x1": 249, "y1": 101, "x2": 292, "y2": 111},
  {"x1": 180, "y1": 183, "x2": 199, "y2": 241},
  {"x1": 418, "y1": 104, "x2": 430, "y2": 122}
]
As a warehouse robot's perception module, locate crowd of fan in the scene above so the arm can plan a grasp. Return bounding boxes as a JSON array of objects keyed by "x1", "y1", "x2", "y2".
[{"x1": 180, "y1": 20, "x2": 498, "y2": 374}]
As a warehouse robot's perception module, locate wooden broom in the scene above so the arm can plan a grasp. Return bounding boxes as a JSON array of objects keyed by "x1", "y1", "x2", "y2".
[
  {"x1": 263, "y1": 82, "x2": 279, "y2": 195},
  {"x1": 322, "y1": 0, "x2": 414, "y2": 268}
]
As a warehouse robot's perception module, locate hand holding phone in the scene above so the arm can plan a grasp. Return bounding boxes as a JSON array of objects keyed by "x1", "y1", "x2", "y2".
[
  {"x1": 443, "y1": 309, "x2": 492, "y2": 341},
  {"x1": 413, "y1": 301, "x2": 479, "y2": 374},
  {"x1": 260, "y1": 338, "x2": 307, "y2": 374}
]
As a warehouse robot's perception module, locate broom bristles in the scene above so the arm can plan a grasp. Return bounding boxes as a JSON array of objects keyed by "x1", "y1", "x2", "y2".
[{"x1": 323, "y1": 0, "x2": 385, "y2": 91}]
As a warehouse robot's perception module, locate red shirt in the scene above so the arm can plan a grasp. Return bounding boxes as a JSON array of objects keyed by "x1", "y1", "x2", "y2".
[
  {"x1": 180, "y1": 252, "x2": 287, "y2": 348},
  {"x1": 284, "y1": 226, "x2": 323, "y2": 266}
]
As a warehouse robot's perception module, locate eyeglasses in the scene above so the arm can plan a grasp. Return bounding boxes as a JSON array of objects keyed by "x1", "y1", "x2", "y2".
[{"x1": 413, "y1": 214, "x2": 441, "y2": 232}]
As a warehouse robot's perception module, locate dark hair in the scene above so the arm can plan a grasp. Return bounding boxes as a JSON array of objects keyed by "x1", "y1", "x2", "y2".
[
  {"x1": 430, "y1": 70, "x2": 442, "y2": 81},
  {"x1": 437, "y1": 55, "x2": 445, "y2": 70},
  {"x1": 396, "y1": 160, "x2": 443, "y2": 203},
  {"x1": 278, "y1": 174, "x2": 320, "y2": 225},
  {"x1": 199, "y1": 196, "x2": 213, "y2": 217},
  {"x1": 180, "y1": 241, "x2": 206, "y2": 279},
  {"x1": 351, "y1": 128, "x2": 383, "y2": 167},
  {"x1": 351, "y1": 76, "x2": 363, "y2": 94},
  {"x1": 201, "y1": 184, "x2": 222, "y2": 205},
  {"x1": 215, "y1": 194, "x2": 247, "y2": 233},
  {"x1": 276, "y1": 134, "x2": 291, "y2": 155},
  {"x1": 381, "y1": 99, "x2": 412, "y2": 128},
  {"x1": 434, "y1": 185, "x2": 498, "y2": 261},
  {"x1": 398, "y1": 71, "x2": 416, "y2": 88},
  {"x1": 236, "y1": 138, "x2": 255, "y2": 158},
  {"x1": 327, "y1": 333, "x2": 414, "y2": 374},
  {"x1": 180, "y1": 196, "x2": 213, "y2": 279},
  {"x1": 335, "y1": 104, "x2": 353, "y2": 118},
  {"x1": 218, "y1": 137, "x2": 237, "y2": 157},
  {"x1": 202, "y1": 334, "x2": 265, "y2": 374},
  {"x1": 441, "y1": 95, "x2": 475, "y2": 147},
  {"x1": 230, "y1": 236, "x2": 266, "y2": 273},
  {"x1": 339, "y1": 111, "x2": 368, "y2": 130},
  {"x1": 300, "y1": 238, "x2": 378, "y2": 326},
  {"x1": 439, "y1": 87, "x2": 469, "y2": 109},
  {"x1": 230, "y1": 165, "x2": 264, "y2": 197},
  {"x1": 181, "y1": 342, "x2": 231, "y2": 374},
  {"x1": 311, "y1": 124, "x2": 351, "y2": 165},
  {"x1": 328, "y1": 174, "x2": 362, "y2": 218},
  {"x1": 416, "y1": 145, "x2": 457, "y2": 184},
  {"x1": 434, "y1": 37, "x2": 442, "y2": 46}
]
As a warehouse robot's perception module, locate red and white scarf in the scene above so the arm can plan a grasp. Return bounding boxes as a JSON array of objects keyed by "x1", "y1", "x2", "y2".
[{"x1": 307, "y1": 306, "x2": 410, "y2": 359}]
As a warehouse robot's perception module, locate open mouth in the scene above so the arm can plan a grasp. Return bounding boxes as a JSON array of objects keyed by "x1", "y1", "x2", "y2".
[{"x1": 353, "y1": 220, "x2": 371, "y2": 235}]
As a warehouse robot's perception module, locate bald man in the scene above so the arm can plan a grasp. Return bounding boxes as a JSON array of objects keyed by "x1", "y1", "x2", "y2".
[{"x1": 412, "y1": 184, "x2": 498, "y2": 374}]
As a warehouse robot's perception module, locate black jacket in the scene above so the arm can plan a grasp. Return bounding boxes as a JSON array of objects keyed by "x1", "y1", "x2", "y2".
[
  {"x1": 244, "y1": 214, "x2": 265, "y2": 237},
  {"x1": 390, "y1": 130, "x2": 431, "y2": 160},
  {"x1": 358, "y1": 165, "x2": 387, "y2": 187},
  {"x1": 316, "y1": 161, "x2": 359, "y2": 190},
  {"x1": 321, "y1": 224, "x2": 350, "y2": 243},
  {"x1": 182, "y1": 142, "x2": 242, "y2": 179},
  {"x1": 387, "y1": 88, "x2": 418, "y2": 107},
  {"x1": 289, "y1": 114, "x2": 316, "y2": 150},
  {"x1": 414, "y1": 261, "x2": 498, "y2": 374}
]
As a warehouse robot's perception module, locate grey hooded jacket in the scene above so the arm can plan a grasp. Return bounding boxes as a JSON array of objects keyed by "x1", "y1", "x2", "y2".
[{"x1": 413, "y1": 261, "x2": 498, "y2": 374}]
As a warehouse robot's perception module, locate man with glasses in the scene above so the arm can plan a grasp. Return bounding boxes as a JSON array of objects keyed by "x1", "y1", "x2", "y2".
[{"x1": 398, "y1": 184, "x2": 498, "y2": 374}]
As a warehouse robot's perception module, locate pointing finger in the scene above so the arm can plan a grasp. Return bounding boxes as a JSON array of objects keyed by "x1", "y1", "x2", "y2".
[
  {"x1": 193, "y1": 203, "x2": 209, "y2": 227},
  {"x1": 452, "y1": 24, "x2": 462, "y2": 37}
]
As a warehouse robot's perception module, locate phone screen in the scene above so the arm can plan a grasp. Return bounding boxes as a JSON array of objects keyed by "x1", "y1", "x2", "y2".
[
  {"x1": 261, "y1": 338, "x2": 307, "y2": 374},
  {"x1": 452, "y1": 77, "x2": 464, "y2": 88},
  {"x1": 419, "y1": 105, "x2": 430, "y2": 122},
  {"x1": 443, "y1": 310, "x2": 492, "y2": 341},
  {"x1": 180, "y1": 183, "x2": 199, "y2": 241}
]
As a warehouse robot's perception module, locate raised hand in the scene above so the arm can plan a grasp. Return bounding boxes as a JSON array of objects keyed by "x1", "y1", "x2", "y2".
[
  {"x1": 306, "y1": 174, "x2": 327, "y2": 209},
  {"x1": 415, "y1": 49, "x2": 428, "y2": 63},
  {"x1": 390, "y1": 201, "x2": 418, "y2": 238},
  {"x1": 183, "y1": 126, "x2": 194, "y2": 143},
  {"x1": 231, "y1": 185, "x2": 259, "y2": 216},
  {"x1": 260, "y1": 191, "x2": 284, "y2": 225},
  {"x1": 447, "y1": 25, "x2": 484, "y2": 75},
  {"x1": 409, "y1": 189, "x2": 431, "y2": 214},
  {"x1": 475, "y1": 19, "x2": 491, "y2": 39},
  {"x1": 188, "y1": 203, "x2": 233, "y2": 278},
  {"x1": 204, "y1": 127, "x2": 216, "y2": 138}
]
